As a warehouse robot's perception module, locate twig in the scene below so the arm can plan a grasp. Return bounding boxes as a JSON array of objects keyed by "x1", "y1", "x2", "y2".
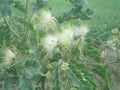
[{"x1": 6, "y1": 59, "x2": 25, "y2": 69}]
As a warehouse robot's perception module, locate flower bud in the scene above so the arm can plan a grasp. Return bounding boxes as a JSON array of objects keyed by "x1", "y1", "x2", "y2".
[
  {"x1": 46, "y1": 71, "x2": 51, "y2": 79},
  {"x1": 47, "y1": 64, "x2": 53, "y2": 70},
  {"x1": 51, "y1": 62, "x2": 58, "y2": 68},
  {"x1": 61, "y1": 62, "x2": 69, "y2": 71},
  {"x1": 112, "y1": 37, "x2": 119, "y2": 43},
  {"x1": 111, "y1": 29, "x2": 119, "y2": 35},
  {"x1": 101, "y1": 50, "x2": 107, "y2": 58}
]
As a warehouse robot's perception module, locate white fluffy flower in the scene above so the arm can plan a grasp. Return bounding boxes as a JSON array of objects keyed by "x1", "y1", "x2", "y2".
[
  {"x1": 40, "y1": 10, "x2": 56, "y2": 29},
  {"x1": 4, "y1": 49, "x2": 16, "y2": 66},
  {"x1": 43, "y1": 35, "x2": 58, "y2": 53},
  {"x1": 43, "y1": 11, "x2": 52, "y2": 23},
  {"x1": 58, "y1": 29, "x2": 74, "y2": 46},
  {"x1": 73, "y1": 26, "x2": 89, "y2": 37},
  {"x1": 79, "y1": 26, "x2": 89, "y2": 36},
  {"x1": 72, "y1": 28, "x2": 80, "y2": 37}
]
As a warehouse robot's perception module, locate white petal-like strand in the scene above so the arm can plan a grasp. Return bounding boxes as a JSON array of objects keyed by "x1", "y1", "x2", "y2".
[
  {"x1": 79, "y1": 26, "x2": 89, "y2": 36},
  {"x1": 43, "y1": 35, "x2": 58, "y2": 53},
  {"x1": 40, "y1": 9, "x2": 56, "y2": 29},
  {"x1": 58, "y1": 29, "x2": 74, "y2": 46}
]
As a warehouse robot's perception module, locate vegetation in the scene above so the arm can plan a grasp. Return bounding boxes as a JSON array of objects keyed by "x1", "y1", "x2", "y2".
[{"x1": 0, "y1": 0, "x2": 120, "y2": 90}]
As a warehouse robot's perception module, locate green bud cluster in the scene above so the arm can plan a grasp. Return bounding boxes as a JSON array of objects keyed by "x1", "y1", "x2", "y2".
[
  {"x1": 111, "y1": 28, "x2": 120, "y2": 44},
  {"x1": 61, "y1": 62, "x2": 70, "y2": 71},
  {"x1": 111, "y1": 29, "x2": 119, "y2": 35},
  {"x1": 47, "y1": 62, "x2": 58, "y2": 70}
]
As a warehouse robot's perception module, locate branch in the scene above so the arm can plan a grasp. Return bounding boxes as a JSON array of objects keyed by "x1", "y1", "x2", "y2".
[
  {"x1": 3, "y1": 17, "x2": 24, "y2": 41},
  {"x1": 87, "y1": 61, "x2": 120, "y2": 66}
]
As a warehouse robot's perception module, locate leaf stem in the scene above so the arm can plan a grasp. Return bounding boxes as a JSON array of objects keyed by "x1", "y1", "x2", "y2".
[{"x1": 24, "y1": 0, "x2": 29, "y2": 35}]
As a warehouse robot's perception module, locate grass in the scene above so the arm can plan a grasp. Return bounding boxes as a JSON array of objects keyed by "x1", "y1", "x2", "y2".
[
  {"x1": 87, "y1": 0, "x2": 120, "y2": 31},
  {"x1": 48, "y1": 0, "x2": 120, "y2": 31}
]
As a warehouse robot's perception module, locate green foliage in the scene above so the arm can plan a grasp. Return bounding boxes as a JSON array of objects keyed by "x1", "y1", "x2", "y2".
[
  {"x1": 0, "y1": 0, "x2": 119, "y2": 90},
  {"x1": 53, "y1": 68, "x2": 61, "y2": 90},
  {"x1": 68, "y1": 60, "x2": 96, "y2": 90},
  {"x1": 19, "y1": 75, "x2": 35, "y2": 90},
  {"x1": 32, "y1": 0, "x2": 48, "y2": 12},
  {"x1": 0, "y1": 25, "x2": 10, "y2": 45},
  {"x1": 13, "y1": 1, "x2": 26, "y2": 13},
  {"x1": 4, "y1": 72, "x2": 12, "y2": 90},
  {"x1": 58, "y1": 0, "x2": 93, "y2": 23}
]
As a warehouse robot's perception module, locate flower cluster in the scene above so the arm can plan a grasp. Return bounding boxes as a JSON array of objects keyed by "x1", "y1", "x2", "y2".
[
  {"x1": 31, "y1": 9, "x2": 57, "y2": 30},
  {"x1": 42, "y1": 25, "x2": 89, "y2": 53},
  {"x1": 58, "y1": 28, "x2": 74, "y2": 46},
  {"x1": 40, "y1": 9, "x2": 57, "y2": 29}
]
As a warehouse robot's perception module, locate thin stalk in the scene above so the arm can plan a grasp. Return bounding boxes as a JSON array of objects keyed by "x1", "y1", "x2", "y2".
[
  {"x1": 106, "y1": 71, "x2": 111, "y2": 90},
  {"x1": 6, "y1": 59, "x2": 25, "y2": 70},
  {"x1": 36, "y1": 30, "x2": 39, "y2": 47},
  {"x1": 116, "y1": 43, "x2": 120, "y2": 61},
  {"x1": 24, "y1": 0, "x2": 29, "y2": 35}
]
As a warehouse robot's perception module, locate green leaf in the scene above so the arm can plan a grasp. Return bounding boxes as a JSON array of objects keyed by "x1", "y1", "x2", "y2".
[
  {"x1": 69, "y1": 60, "x2": 86, "y2": 69},
  {"x1": 67, "y1": 70, "x2": 82, "y2": 88},
  {"x1": 0, "y1": 0, "x2": 14, "y2": 17},
  {"x1": 4, "y1": 72, "x2": 12, "y2": 90},
  {"x1": 25, "y1": 67, "x2": 45, "y2": 76},
  {"x1": 14, "y1": 17, "x2": 33, "y2": 30},
  {"x1": 58, "y1": 5, "x2": 93, "y2": 23},
  {"x1": 67, "y1": 69, "x2": 94, "y2": 90},
  {"x1": 53, "y1": 68, "x2": 61, "y2": 90},
  {"x1": 93, "y1": 66, "x2": 113, "y2": 83},
  {"x1": 69, "y1": 0, "x2": 88, "y2": 7},
  {"x1": 13, "y1": 1, "x2": 26, "y2": 13},
  {"x1": 85, "y1": 9, "x2": 94, "y2": 16},
  {"x1": 103, "y1": 84, "x2": 110, "y2": 90},
  {"x1": 85, "y1": 46, "x2": 102, "y2": 62},
  {"x1": 0, "y1": 25, "x2": 10, "y2": 45},
  {"x1": 32, "y1": 0, "x2": 48, "y2": 12},
  {"x1": 19, "y1": 74, "x2": 35, "y2": 90},
  {"x1": 22, "y1": 58, "x2": 40, "y2": 68},
  {"x1": 68, "y1": 60, "x2": 97, "y2": 90}
]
